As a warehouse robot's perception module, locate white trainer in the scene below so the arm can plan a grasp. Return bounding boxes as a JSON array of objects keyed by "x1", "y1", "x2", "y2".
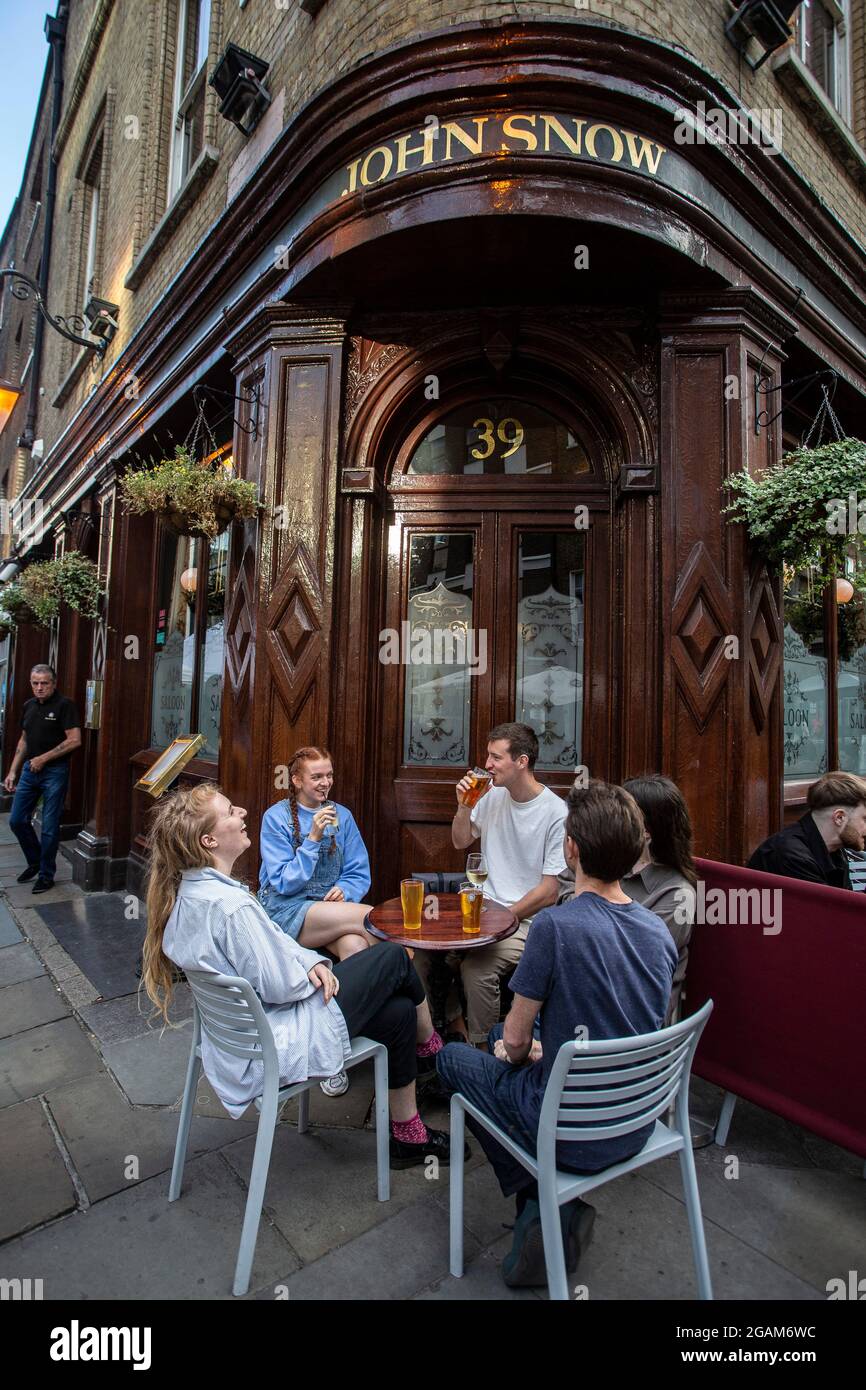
[{"x1": 319, "y1": 1070, "x2": 349, "y2": 1097}]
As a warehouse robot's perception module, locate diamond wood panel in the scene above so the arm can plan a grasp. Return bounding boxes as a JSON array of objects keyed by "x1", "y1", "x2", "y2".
[
  {"x1": 265, "y1": 540, "x2": 323, "y2": 723},
  {"x1": 225, "y1": 545, "x2": 256, "y2": 709},
  {"x1": 748, "y1": 571, "x2": 782, "y2": 733},
  {"x1": 671, "y1": 541, "x2": 733, "y2": 729}
]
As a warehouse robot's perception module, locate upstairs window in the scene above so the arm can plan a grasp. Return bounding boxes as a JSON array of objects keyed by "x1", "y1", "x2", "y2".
[
  {"x1": 797, "y1": 0, "x2": 850, "y2": 119},
  {"x1": 168, "y1": 0, "x2": 212, "y2": 200},
  {"x1": 82, "y1": 138, "x2": 103, "y2": 308}
]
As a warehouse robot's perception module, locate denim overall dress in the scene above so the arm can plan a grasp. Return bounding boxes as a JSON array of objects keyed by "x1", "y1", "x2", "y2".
[{"x1": 257, "y1": 824, "x2": 342, "y2": 941}]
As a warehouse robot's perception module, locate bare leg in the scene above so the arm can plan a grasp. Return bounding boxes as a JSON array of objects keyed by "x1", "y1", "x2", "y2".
[
  {"x1": 298, "y1": 901, "x2": 375, "y2": 956},
  {"x1": 416, "y1": 997, "x2": 434, "y2": 1045}
]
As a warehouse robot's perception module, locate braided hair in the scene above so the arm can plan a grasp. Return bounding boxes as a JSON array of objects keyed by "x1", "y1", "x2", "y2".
[{"x1": 287, "y1": 746, "x2": 337, "y2": 855}]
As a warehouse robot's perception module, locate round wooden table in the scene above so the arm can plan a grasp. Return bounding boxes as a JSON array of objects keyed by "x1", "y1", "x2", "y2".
[{"x1": 365, "y1": 894, "x2": 519, "y2": 1030}]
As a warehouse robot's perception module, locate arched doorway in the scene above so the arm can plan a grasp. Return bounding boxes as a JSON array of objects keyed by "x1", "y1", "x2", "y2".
[{"x1": 368, "y1": 356, "x2": 618, "y2": 890}]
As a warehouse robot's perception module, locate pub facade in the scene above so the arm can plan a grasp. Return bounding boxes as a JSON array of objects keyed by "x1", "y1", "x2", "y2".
[{"x1": 1, "y1": 5, "x2": 865, "y2": 899}]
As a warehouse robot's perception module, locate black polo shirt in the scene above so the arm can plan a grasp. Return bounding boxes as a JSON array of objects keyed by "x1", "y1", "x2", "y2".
[
  {"x1": 747, "y1": 811, "x2": 853, "y2": 891},
  {"x1": 22, "y1": 691, "x2": 80, "y2": 764}
]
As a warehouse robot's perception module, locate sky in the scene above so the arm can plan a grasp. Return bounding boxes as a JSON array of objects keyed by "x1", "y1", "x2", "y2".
[{"x1": 0, "y1": 1, "x2": 55, "y2": 236}]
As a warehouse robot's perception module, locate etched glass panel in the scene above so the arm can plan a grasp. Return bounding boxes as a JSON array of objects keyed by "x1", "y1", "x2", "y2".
[
  {"x1": 197, "y1": 529, "x2": 228, "y2": 759},
  {"x1": 151, "y1": 535, "x2": 197, "y2": 748},
  {"x1": 838, "y1": 587, "x2": 866, "y2": 776},
  {"x1": 403, "y1": 533, "x2": 475, "y2": 766},
  {"x1": 515, "y1": 533, "x2": 584, "y2": 770},
  {"x1": 783, "y1": 574, "x2": 828, "y2": 780}
]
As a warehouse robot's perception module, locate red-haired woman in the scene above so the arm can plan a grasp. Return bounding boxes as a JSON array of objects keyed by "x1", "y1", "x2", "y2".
[{"x1": 258, "y1": 747, "x2": 376, "y2": 1094}]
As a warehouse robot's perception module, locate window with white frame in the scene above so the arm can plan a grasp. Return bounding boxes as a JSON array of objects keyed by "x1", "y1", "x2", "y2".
[
  {"x1": 797, "y1": 0, "x2": 850, "y2": 119},
  {"x1": 167, "y1": 0, "x2": 212, "y2": 201}
]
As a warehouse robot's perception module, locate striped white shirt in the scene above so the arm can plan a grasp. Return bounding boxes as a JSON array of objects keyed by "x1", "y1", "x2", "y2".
[
  {"x1": 162, "y1": 867, "x2": 352, "y2": 1118},
  {"x1": 847, "y1": 851, "x2": 866, "y2": 893}
]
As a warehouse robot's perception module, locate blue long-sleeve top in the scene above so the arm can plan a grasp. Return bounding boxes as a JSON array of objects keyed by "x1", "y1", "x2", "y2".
[{"x1": 258, "y1": 799, "x2": 371, "y2": 902}]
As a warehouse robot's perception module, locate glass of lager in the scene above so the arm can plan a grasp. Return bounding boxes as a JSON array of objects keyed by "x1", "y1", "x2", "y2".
[
  {"x1": 459, "y1": 767, "x2": 491, "y2": 809},
  {"x1": 400, "y1": 878, "x2": 424, "y2": 931},
  {"x1": 459, "y1": 881, "x2": 482, "y2": 935}
]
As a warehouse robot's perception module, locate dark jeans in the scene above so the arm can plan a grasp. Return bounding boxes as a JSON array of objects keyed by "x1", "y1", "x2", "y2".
[
  {"x1": 333, "y1": 941, "x2": 425, "y2": 1090},
  {"x1": 9, "y1": 760, "x2": 69, "y2": 883},
  {"x1": 436, "y1": 1024, "x2": 542, "y2": 1197}
]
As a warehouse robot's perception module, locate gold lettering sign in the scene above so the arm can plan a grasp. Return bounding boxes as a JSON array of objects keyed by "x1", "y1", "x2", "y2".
[{"x1": 341, "y1": 111, "x2": 667, "y2": 196}]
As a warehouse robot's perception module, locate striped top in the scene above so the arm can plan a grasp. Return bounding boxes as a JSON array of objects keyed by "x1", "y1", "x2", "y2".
[{"x1": 162, "y1": 866, "x2": 352, "y2": 1118}]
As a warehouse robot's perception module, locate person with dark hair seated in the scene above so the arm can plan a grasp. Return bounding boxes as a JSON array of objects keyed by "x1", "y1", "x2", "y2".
[
  {"x1": 747, "y1": 771, "x2": 866, "y2": 890},
  {"x1": 437, "y1": 781, "x2": 677, "y2": 1287},
  {"x1": 558, "y1": 773, "x2": 697, "y2": 1024}
]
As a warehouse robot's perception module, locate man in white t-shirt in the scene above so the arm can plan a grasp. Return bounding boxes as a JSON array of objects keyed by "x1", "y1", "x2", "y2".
[{"x1": 449, "y1": 722, "x2": 567, "y2": 1048}]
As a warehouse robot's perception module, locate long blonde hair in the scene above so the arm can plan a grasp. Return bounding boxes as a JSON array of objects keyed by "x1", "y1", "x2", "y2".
[{"x1": 142, "y1": 781, "x2": 222, "y2": 1023}]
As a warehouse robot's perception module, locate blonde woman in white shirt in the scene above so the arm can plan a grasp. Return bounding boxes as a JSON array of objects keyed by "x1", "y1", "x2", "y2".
[{"x1": 141, "y1": 782, "x2": 465, "y2": 1169}]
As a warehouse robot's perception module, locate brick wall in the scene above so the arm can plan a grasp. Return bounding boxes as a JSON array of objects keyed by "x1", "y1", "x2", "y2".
[{"x1": 16, "y1": 0, "x2": 866, "y2": 464}]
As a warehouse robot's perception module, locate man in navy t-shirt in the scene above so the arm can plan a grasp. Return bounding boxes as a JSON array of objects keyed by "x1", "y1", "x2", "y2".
[{"x1": 437, "y1": 779, "x2": 677, "y2": 1287}]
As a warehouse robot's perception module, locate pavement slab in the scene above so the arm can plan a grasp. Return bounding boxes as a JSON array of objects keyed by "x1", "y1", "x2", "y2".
[
  {"x1": 100, "y1": 1022, "x2": 197, "y2": 1106},
  {"x1": 414, "y1": 1232, "x2": 542, "y2": 1300},
  {"x1": 79, "y1": 987, "x2": 193, "y2": 1046},
  {"x1": 0, "y1": 941, "x2": 46, "y2": 988},
  {"x1": 0, "y1": 900, "x2": 22, "y2": 946},
  {"x1": 0, "y1": 975, "x2": 70, "y2": 1039},
  {"x1": 0, "y1": 1016, "x2": 105, "y2": 1108},
  {"x1": 642, "y1": 1146, "x2": 866, "y2": 1293},
  {"x1": 28, "y1": 893, "x2": 145, "y2": 998},
  {"x1": 0, "y1": 1097, "x2": 77, "y2": 1241},
  {"x1": 277, "y1": 1059, "x2": 375, "y2": 1130},
  {"x1": 4, "y1": 883, "x2": 81, "y2": 908},
  {"x1": 270, "y1": 1196, "x2": 479, "y2": 1301},
  {"x1": 46, "y1": 1071, "x2": 257, "y2": 1203},
  {"x1": 0, "y1": 1151, "x2": 299, "y2": 1300},
  {"x1": 225, "y1": 1122, "x2": 451, "y2": 1264}
]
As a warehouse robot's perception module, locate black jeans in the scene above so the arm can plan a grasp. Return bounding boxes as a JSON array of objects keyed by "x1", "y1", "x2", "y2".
[{"x1": 333, "y1": 941, "x2": 425, "y2": 1090}]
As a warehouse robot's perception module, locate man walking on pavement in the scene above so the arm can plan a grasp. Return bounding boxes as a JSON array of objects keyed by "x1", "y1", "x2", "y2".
[{"x1": 3, "y1": 663, "x2": 81, "y2": 894}]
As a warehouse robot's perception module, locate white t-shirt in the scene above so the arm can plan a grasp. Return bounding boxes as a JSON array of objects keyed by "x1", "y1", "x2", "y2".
[{"x1": 470, "y1": 784, "x2": 567, "y2": 912}]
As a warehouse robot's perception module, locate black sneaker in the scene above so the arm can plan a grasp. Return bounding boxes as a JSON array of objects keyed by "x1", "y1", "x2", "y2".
[
  {"x1": 389, "y1": 1126, "x2": 470, "y2": 1170},
  {"x1": 17, "y1": 865, "x2": 39, "y2": 883},
  {"x1": 32, "y1": 878, "x2": 54, "y2": 895},
  {"x1": 501, "y1": 1197, "x2": 596, "y2": 1288}
]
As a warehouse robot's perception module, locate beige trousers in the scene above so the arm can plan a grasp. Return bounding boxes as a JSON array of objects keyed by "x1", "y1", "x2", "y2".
[{"x1": 415, "y1": 920, "x2": 530, "y2": 1044}]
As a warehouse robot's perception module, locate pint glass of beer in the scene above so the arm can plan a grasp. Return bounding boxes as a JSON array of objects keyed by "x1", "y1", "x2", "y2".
[
  {"x1": 459, "y1": 881, "x2": 482, "y2": 935},
  {"x1": 459, "y1": 767, "x2": 492, "y2": 809},
  {"x1": 400, "y1": 878, "x2": 424, "y2": 931}
]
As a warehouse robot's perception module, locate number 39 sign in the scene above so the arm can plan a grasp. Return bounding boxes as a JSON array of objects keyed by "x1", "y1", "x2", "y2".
[{"x1": 470, "y1": 416, "x2": 524, "y2": 461}]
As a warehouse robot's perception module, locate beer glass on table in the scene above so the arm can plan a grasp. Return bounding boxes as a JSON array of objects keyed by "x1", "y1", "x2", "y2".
[
  {"x1": 459, "y1": 881, "x2": 482, "y2": 935},
  {"x1": 459, "y1": 767, "x2": 491, "y2": 809},
  {"x1": 400, "y1": 878, "x2": 424, "y2": 931}
]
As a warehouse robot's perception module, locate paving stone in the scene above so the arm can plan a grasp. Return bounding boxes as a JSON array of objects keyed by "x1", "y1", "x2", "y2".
[
  {"x1": 0, "y1": 1097, "x2": 77, "y2": 1241},
  {"x1": 0, "y1": 975, "x2": 70, "y2": 1039},
  {"x1": 274, "y1": 1196, "x2": 480, "y2": 1301},
  {"x1": 277, "y1": 1058, "x2": 374, "y2": 1130},
  {"x1": 101, "y1": 1021, "x2": 198, "y2": 1105},
  {"x1": 29, "y1": 893, "x2": 144, "y2": 999},
  {"x1": 224, "y1": 1123, "x2": 444, "y2": 1264},
  {"x1": 8, "y1": 909, "x2": 57, "y2": 953},
  {"x1": 46, "y1": 1071, "x2": 257, "y2": 1202},
  {"x1": 39, "y1": 943, "x2": 82, "y2": 984},
  {"x1": 800, "y1": 1130, "x2": 865, "y2": 1180},
  {"x1": 54, "y1": 971, "x2": 100, "y2": 1010},
  {"x1": 0, "y1": 1016, "x2": 104, "y2": 1107},
  {"x1": 79, "y1": 986, "x2": 193, "y2": 1046},
  {"x1": 642, "y1": 1147, "x2": 866, "y2": 1293},
  {"x1": 0, "y1": 900, "x2": 22, "y2": 946},
  {"x1": 574, "y1": 1168, "x2": 822, "y2": 1301},
  {"x1": 430, "y1": 1155, "x2": 518, "y2": 1249},
  {"x1": 0, "y1": 941, "x2": 46, "y2": 987},
  {"x1": 414, "y1": 1233, "x2": 542, "y2": 1300},
  {"x1": 4, "y1": 882, "x2": 82, "y2": 907},
  {"x1": 0, "y1": 1151, "x2": 299, "y2": 1300}
]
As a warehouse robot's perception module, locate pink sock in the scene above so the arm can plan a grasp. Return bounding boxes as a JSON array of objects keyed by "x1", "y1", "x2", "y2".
[
  {"x1": 416, "y1": 1029, "x2": 444, "y2": 1058},
  {"x1": 391, "y1": 1112, "x2": 428, "y2": 1144}
]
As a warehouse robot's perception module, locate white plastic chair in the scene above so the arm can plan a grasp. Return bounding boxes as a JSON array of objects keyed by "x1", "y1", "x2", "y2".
[
  {"x1": 449, "y1": 1000, "x2": 714, "y2": 1301},
  {"x1": 169, "y1": 969, "x2": 390, "y2": 1296}
]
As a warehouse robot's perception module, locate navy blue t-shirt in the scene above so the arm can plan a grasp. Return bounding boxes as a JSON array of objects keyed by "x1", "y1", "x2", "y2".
[{"x1": 509, "y1": 892, "x2": 678, "y2": 1172}]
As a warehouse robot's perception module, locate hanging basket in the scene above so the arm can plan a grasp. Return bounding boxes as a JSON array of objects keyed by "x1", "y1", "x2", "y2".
[{"x1": 163, "y1": 499, "x2": 240, "y2": 539}]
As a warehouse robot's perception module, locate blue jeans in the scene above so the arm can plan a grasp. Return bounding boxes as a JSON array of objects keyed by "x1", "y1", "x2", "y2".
[{"x1": 9, "y1": 760, "x2": 70, "y2": 883}]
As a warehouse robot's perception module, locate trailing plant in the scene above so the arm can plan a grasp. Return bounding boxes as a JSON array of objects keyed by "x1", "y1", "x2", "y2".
[
  {"x1": 120, "y1": 445, "x2": 261, "y2": 540},
  {"x1": 723, "y1": 436, "x2": 866, "y2": 590},
  {"x1": 0, "y1": 553, "x2": 102, "y2": 628}
]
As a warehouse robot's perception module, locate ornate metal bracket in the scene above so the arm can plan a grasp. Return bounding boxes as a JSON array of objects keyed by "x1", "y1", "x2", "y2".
[
  {"x1": 0, "y1": 267, "x2": 109, "y2": 358},
  {"x1": 191, "y1": 382, "x2": 262, "y2": 441}
]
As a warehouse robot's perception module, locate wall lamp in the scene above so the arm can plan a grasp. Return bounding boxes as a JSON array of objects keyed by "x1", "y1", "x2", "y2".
[
  {"x1": 0, "y1": 558, "x2": 22, "y2": 583},
  {"x1": 209, "y1": 43, "x2": 272, "y2": 136},
  {"x1": 725, "y1": 0, "x2": 803, "y2": 71},
  {"x1": 0, "y1": 268, "x2": 118, "y2": 357}
]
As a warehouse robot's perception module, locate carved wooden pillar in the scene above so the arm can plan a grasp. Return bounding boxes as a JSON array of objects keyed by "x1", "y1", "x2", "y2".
[
  {"x1": 659, "y1": 290, "x2": 795, "y2": 863},
  {"x1": 223, "y1": 305, "x2": 349, "y2": 882}
]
